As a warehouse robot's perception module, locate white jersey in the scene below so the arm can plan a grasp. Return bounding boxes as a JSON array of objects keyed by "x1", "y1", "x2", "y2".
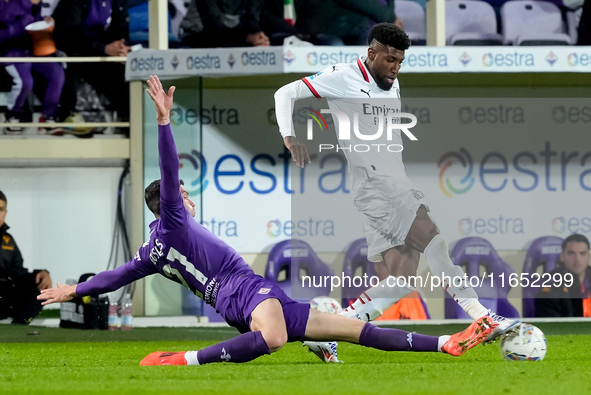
[
  {"x1": 274, "y1": 58, "x2": 426, "y2": 259},
  {"x1": 275, "y1": 58, "x2": 408, "y2": 192}
]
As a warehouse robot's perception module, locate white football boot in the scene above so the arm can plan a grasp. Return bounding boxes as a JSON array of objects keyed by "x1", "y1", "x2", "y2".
[
  {"x1": 484, "y1": 310, "x2": 521, "y2": 343},
  {"x1": 303, "y1": 341, "x2": 342, "y2": 363}
]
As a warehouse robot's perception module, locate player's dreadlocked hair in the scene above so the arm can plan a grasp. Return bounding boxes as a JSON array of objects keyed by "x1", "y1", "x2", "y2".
[
  {"x1": 145, "y1": 179, "x2": 185, "y2": 217},
  {"x1": 367, "y1": 23, "x2": 410, "y2": 50}
]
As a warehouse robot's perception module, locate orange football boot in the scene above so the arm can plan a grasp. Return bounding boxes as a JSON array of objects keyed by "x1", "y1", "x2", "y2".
[
  {"x1": 140, "y1": 351, "x2": 188, "y2": 366},
  {"x1": 442, "y1": 316, "x2": 497, "y2": 356}
]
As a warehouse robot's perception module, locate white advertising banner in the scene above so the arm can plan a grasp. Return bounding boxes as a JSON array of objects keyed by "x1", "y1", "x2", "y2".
[
  {"x1": 126, "y1": 47, "x2": 283, "y2": 81},
  {"x1": 143, "y1": 84, "x2": 591, "y2": 253},
  {"x1": 401, "y1": 98, "x2": 591, "y2": 249},
  {"x1": 283, "y1": 46, "x2": 591, "y2": 73},
  {"x1": 286, "y1": 96, "x2": 591, "y2": 252},
  {"x1": 127, "y1": 46, "x2": 591, "y2": 80}
]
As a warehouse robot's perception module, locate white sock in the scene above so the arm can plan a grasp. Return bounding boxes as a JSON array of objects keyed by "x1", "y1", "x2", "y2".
[
  {"x1": 185, "y1": 350, "x2": 200, "y2": 365},
  {"x1": 459, "y1": 299, "x2": 489, "y2": 319},
  {"x1": 341, "y1": 275, "x2": 415, "y2": 321},
  {"x1": 423, "y1": 234, "x2": 488, "y2": 319},
  {"x1": 438, "y1": 335, "x2": 450, "y2": 352}
]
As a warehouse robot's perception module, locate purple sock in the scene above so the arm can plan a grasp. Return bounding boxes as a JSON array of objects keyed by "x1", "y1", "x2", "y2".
[
  {"x1": 358, "y1": 322, "x2": 439, "y2": 352},
  {"x1": 197, "y1": 331, "x2": 271, "y2": 364}
]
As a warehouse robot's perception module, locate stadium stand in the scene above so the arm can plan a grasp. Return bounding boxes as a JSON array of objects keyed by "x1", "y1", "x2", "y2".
[
  {"x1": 501, "y1": 0, "x2": 572, "y2": 45},
  {"x1": 445, "y1": 0, "x2": 503, "y2": 45}
]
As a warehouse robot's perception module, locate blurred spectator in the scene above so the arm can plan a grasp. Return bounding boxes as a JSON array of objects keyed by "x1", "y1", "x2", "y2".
[
  {"x1": 169, "y1": 0, "x2": 189, "y2": 44},
  {"x1": 0, "y1": 190, "x2": 52, "y2": 325},
  {"x1": 294, "y1": 0, "x2": 400, "y2": 46},
  {"x1": 180, "y1": 0, "x2": 270, "y2": 48},
  {"x1": 52, "y1": 0, "x2": 130, "y2": 135},
  {"x1": 40, "y1": 0, "x2": 61, "y2": 17},
  {"x1": 535, "y1": 234, "x2": 591, "y2": 317},
  {"x1": 127, "y1": 0, "x2": 186, "y2": 48},
  {"x1": 0, "y1": 0, "x2": 65, "y2": 135},
  {"x1": 541, "y1": 0, "x2": 584, "y2": 44},
  {"x1": 260, "y1": 0, "x2": 300, "y2": 45}
]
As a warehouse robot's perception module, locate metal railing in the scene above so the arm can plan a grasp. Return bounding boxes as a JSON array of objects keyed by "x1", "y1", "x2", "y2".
[{"x1": 0, "y1": 56, "x2": 129, "y2": 129}]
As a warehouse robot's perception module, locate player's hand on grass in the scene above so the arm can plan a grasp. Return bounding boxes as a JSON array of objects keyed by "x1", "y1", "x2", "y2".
[
  {"x1": 146, "y1": 75, "x2": 175, "y2": 124},
  {"x1": 37, "y1": 282, "x2": 78, "y2": 306},
  {"x1": 283, "y1": 136, "x2": 311, "y2": 168}
]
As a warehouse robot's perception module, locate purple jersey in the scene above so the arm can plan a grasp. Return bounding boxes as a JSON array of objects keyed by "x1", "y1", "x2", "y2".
[
  {"x1": 76, "y1": 124, "x2": 254, "y2": 312},
  {"x1": 0, "y1": 0, "x2": 41, "y2": 57}
]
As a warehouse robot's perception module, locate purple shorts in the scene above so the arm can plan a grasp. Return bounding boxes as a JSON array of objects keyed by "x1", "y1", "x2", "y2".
[{"x1": 216, "y1": 274, "x2": 310, "y2": 342}]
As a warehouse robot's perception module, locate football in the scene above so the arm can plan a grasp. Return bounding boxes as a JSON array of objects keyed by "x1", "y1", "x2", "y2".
[
  {"x1": 500, "y1": 323, "x2": 547, "y2": 361},
  {"x1": 309, "y1": 296, "x2": 343, "y2": 314}
]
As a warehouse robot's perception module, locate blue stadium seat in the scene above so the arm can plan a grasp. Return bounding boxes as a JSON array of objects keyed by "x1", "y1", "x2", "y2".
[{"x1": 265, "y1": 239, "x2": 334, "y2": 302}]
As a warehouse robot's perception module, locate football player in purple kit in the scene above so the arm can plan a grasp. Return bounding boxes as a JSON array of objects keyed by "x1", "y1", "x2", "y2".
[
  {"x1": 274, "y1": 22, "x2": 520, "y2": 362},
  {"x1": 39, "y1": 75, "x2": 495, "y2": 366}
]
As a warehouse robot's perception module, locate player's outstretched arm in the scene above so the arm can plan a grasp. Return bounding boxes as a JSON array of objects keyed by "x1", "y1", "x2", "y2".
[
  {"x1": 37, "y1": 282, "x2": 78, "y2": 306},
  {"x1": 37, "y1": 260, "x2": 157, "y2": 306},
  {"x1": 146, "y1": 75, "x2": 187, "y2": 230}
]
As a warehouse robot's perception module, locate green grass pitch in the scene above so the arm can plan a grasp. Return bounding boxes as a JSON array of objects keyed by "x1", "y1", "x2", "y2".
[{"x1": 1, "y1": 322, "x2": 590, "y2": 394}]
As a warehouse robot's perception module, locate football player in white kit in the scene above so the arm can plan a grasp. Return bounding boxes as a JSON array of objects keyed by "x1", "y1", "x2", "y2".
[{"x1": 274, "y1": 23, "x2": 520, "y2": 362}]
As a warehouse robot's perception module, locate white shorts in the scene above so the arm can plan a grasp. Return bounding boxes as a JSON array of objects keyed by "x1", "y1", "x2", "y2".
[{"x1": 353, "y1": 174, "x2": 427, "y2": 262}]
